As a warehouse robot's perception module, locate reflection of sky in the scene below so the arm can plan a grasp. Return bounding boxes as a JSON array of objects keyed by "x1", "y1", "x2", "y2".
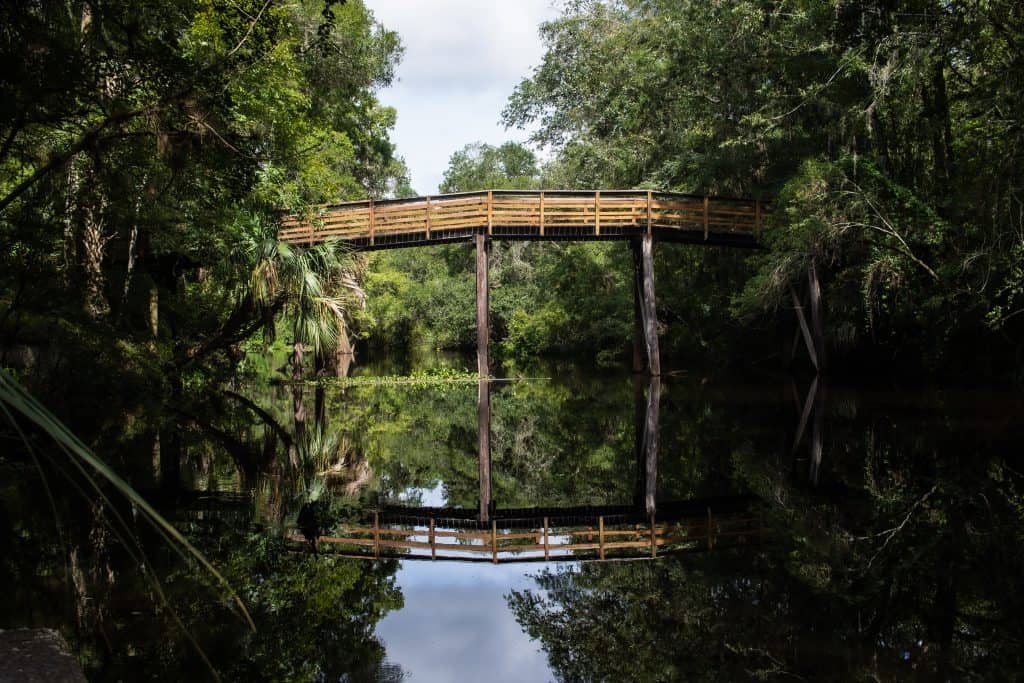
[
  {"x1": 391, "y1": 481, "x2": 448, "y2": 508},
  {"x1": 376, "y1": 561, "x2": 555, "y2": 682}
]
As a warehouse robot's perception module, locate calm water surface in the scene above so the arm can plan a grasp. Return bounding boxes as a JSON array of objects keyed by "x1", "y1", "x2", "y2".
[{"x1": 4, "y1": 352, "x2": 1023, "y2": 681}]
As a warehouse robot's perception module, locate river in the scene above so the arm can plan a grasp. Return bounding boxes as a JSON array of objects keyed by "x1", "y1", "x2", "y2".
[{"x1": 3, "y1": 351, "x2": 1023, "y2": 681}]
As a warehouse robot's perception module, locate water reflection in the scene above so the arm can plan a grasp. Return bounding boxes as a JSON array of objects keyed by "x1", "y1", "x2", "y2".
[{"x1": 5, "y1": 355, "x2": 1024, "y2": 681}]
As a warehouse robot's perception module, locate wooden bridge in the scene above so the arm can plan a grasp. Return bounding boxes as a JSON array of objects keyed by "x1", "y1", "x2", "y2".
[
  {"x1": 279, "y1": 190, "x2": 765, "y2": 249},
  {"x1": 290, "y1": 500, "x2": 766, "y2": 564}
]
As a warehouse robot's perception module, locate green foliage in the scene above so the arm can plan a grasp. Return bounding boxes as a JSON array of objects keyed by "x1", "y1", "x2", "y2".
[
  {"x1": 0, "y1": 0, "x2": 406, "y2": 403},
  {"x1": 501, "y1": 0, "x2": 1024, "y2": 377},
  {"x1": 439, "y1": 141, "x2": 542, "y2": 193}
]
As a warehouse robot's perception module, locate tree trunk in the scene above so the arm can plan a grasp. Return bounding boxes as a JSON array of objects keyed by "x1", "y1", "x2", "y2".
[{"x1": 81, "y1": 192, "x2": 109, "y2": 320}]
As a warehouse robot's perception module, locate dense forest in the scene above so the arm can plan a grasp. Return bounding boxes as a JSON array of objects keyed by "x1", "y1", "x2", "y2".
[{"x1": 2, "y1": 0, "x2": 1023, "y2": 408}]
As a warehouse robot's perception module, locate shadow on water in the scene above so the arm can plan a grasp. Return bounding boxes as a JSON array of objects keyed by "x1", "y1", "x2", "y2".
[{"x1": 3, "y1": 350, "x2": 1024, "y2": 680}]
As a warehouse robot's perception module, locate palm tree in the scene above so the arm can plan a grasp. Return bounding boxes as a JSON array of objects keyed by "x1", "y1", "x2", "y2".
[{"x1": 244, "y1": 226, "x2": 363, "y2": 450}]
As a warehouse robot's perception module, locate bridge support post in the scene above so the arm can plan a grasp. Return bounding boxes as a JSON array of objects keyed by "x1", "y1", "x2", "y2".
[
  {"x1": 632, "y1": 236, "x2": 661, "y2": 376},
  {"x1": 476, "y1": 233, "x2": 491, "y2": 522},
  {"x1": 631, "y1": 244, "x2": 646, "y2": 373},
  {"x1": 643, "y1": 376, "x2": 660, "y2": 517},
  {"x1": 633, "y1": 373, "x2": 660, "y2": 518}
]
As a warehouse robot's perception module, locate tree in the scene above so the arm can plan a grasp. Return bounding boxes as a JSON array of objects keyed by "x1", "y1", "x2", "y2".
[
  {"x1": 504, "y1": 0, "x2": 1024, "y2": 377},
  {"x1": 0, "y1": 0, "x2": 406, "y2": 409}
]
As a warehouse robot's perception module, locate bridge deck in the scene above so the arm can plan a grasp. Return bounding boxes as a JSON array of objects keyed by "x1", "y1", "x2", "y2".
[{"x1": 279, "y1": 190, "x2": 765, "y2": 250}]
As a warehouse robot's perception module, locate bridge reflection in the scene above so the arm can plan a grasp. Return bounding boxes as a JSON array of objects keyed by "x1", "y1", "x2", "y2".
[{"x1": 291, "y1": 376, "x2": 767, "y2": 563}]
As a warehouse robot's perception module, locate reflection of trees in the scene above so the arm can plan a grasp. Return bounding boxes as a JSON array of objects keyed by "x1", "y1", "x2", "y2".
[
  {"x1": 510, "y1": 398, "x2": 1024, "y2": 681},
  {"x1": 1, "y1": 471, "x2": 405, "y2": 681},
  {"x1": 168, "y1": 526, "x2": 404, "y2": 682}
]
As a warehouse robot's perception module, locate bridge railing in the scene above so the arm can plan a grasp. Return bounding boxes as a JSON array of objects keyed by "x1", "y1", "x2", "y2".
[
  {"x1": 288, "y1": 508, "x2": 766, "y2": 563},
  {"x1": 279, "y1": 190, "x2": 766, "y2": 247}
]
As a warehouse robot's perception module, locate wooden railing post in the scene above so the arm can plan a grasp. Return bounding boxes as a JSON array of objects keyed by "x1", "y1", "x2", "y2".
[
  {"x1": 650, "y1": 514, "x2": 657, "y2": 558},
  {"x1": 425, "y1": 196, "x2": 432, "y2": 240},
  {"x1": 594, "y1": 191, "x2": 601, "y2": 236},
  {"x1": 703, "y1": 196, "x2": 709, "y2": 241},
  {"x1": 429, "y1": 517, "x2": 436, "y2": 560},
  {"x1": 646, "y1": 191, "x2": 653, "y2": 235},
  {"x1": 369, "y1": 197, "x2": 376, "y2": 246},
  {"x1": 539, "y1": 191, "x2": 545, "y2": 236},
  {"x1": 374, "y1": 511, "x2": 380, "y2": 558},
  {"x1": 487, "y1": 191, "x2": 493, "y2": 235},
  {"x1": 543, "y1": 516, "x2": 550, "y2": 561},
  {"x1": 598, "y1": 516, "x2": 605, "y2": 559},
  {"x1": 491, "y1": 519, "x2": 498, "y2": 564}
]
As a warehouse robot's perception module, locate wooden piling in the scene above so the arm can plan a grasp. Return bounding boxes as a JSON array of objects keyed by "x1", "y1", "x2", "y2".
[
  {"x1": 644, "y1": 376, "x2": 661, "y2": 518},
  {"x1": 599, "y1": 516, "x2": 605, "y2": 559},
  {"x1": 476, "y1": 233, "x2": 491, "y2": 522},
  {"x1": 631, "y1": 242, "x2": 646, "y2": 374},
  {"x1": 639, "y1": 234, "x2": 661, "y2": 377}
]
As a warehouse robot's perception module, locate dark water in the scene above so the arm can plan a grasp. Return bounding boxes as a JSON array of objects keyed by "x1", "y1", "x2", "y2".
[{"x1": 3, "y1": 352, "x2": 1024, "y2": 681}]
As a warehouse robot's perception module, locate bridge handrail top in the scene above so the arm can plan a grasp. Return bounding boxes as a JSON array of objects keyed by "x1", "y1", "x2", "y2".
[{"x1": 281, "y1": 188, "x2": 769, "y2": 214}]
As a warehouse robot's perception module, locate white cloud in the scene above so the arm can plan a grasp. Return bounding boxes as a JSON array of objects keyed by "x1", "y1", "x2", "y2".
[
  {"x1": 376, "y1": 562, "x2": 553, "y2": 682},
  {"x1": 365, "y1": 0, "x2": 561, "y2": 194}
]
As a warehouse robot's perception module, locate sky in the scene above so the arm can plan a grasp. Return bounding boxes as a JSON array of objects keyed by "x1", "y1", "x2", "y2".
[
  {"x1": 375, "y1": 561, "x2": 554, "y2": 682},
  {"x1": 363, "y1": 0, "x2": 561, "y2": 195}
]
